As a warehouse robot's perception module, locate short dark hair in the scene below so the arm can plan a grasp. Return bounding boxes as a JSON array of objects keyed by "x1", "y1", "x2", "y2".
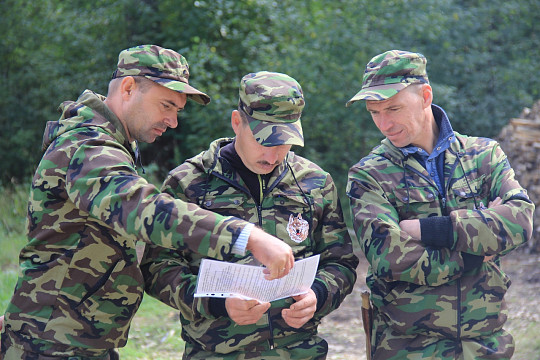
[
  {"x1": 133, "y1": 76, "x2": 154, "y2": 93},
  {"x1": 404, "y1": 83, "x2": 425, "y2": 96},
  {"x1": 107, "y1": 75, "x2": 154, "y2": 96},
  {"x1": 237, "y1": 108, "x2": 250, "y2": 127}
]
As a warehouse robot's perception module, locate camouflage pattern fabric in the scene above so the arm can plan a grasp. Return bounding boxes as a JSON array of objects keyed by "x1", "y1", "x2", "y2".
[
  {"x1": 182, "y1": 335, "x2": 328, "y2": 360},
  {"x1": 238, "y1": 71, "x2": 305, "y2": 147},
  {"x1": 346, "y1": 50, "x2": 429, "y2": 105},
  {"x1": 1, "y1": 334, "x2": 119, "y2": 360},
  {"x1": 112, "y1": 44, "x2": 210, "y2": 105},
  {"x1": 141, "y1": 138, "x2": 358, "y2": 359},
  {"x1": 0, "y1": 91, "x2": 249, "y2": 358},
  {"x1": 347, "y1": 129, "x2": 534, "y2": 359}
]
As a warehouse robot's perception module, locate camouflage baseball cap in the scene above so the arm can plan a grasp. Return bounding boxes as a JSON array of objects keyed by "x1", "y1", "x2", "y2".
[
  {"x1": 346, "y1": 50, "x2": 429, "y2": 106},
  {"x1": 112, "y1": 44, "x2": 210, "y2": 105},
  {"x1": 238, "y1": 71, "x2": 304, "y2": 147}
]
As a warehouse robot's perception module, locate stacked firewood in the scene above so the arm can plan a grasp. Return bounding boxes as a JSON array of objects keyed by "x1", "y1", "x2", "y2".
[{"x1": 497, "y1": 100, "x2": 540, "y2": 252}]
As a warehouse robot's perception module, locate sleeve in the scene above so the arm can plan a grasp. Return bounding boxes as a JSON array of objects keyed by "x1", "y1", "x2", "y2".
[
  {"x1": 347, "y1": 162, "x2": 467, "y2": 287},
  {"x1": 310, "y1": 173, "x2": 359, "y2": 319},
  {"x1": 140, "y1": 244, "x2": 221, "y2": 321},
  {"x1": 140, "y1": 166, "x2": 222, "y2": 321},
  {"x1": 450, "y1": 143, "x2": 535, "y2": 256},
  {"x1": 65, "y1": 138, "x2": 248, "y2": 260}
]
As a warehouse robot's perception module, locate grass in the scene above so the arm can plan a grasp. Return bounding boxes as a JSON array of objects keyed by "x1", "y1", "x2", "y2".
[
  {"x1": 511, "y1": 321, "x2": 540, "y2": 360},
  {"x1": 0, "y1": 183, "x2": 29, "y2": 310},
  {"x1": 119, "y1": 296, "x2": 184, "y2": 359}
]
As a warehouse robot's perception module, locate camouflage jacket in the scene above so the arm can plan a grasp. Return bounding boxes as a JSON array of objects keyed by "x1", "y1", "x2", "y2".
[
  {"x1": 141, "y1": 138, "x2": 358, "y2": 354},
  {"x1": 347, "y1": 133, "x2": 534, "y2": 360},
  {"x1": 2, "y1": 91, "x2": 249, "y2": 357}
]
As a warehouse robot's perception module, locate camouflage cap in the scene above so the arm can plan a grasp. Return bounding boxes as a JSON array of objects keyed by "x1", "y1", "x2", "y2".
[
  {"x1": 112, "y1": 44, "x2": 210, "y2": 105},
  {"x1": 238, "y1": 71, "x2": 304, "y2": 147},
  {"x1": 346, "y1": 50, "x2": 429, "y2": 106}
]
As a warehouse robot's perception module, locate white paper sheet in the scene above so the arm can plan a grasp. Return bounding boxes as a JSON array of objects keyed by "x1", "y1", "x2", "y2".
[{"x1": 194, "y1": 255, "x2": 320, "y2": 303}]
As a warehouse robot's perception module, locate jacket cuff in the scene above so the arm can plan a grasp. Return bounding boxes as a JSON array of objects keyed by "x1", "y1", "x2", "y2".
[
  {"x1": 208, "y1": 297, "x2": 228, "y2": 318},
  {"x1": 232, "y1": 223, "x2": 254, "y2": 255},
  {"x1": 311, "y1": 279, "x2": 328, "y2": 312},
  {"x1": 462, "y1": 252, "x2": 484, "y2": 272},
  {"x1": 420, "y1": 216, "x2": 453, "y2": 248}
]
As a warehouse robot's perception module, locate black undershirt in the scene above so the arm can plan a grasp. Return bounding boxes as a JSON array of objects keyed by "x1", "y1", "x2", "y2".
[{"x1": 220, "y1": 140, "x2": 273, "y2": 204}]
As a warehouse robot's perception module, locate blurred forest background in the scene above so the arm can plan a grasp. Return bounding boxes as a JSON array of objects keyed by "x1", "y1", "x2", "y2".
[{"x1": 1, "y1": 0, "x2": 539, "y2": 197}]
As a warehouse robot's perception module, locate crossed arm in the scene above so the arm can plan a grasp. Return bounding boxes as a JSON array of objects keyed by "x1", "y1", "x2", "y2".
[{"x1": 399, "y1": 197, "x2": 503, "y2": 262}]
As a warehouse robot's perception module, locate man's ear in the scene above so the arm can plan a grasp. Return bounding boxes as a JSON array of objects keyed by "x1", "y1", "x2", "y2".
[
  {"x1": 231, "y1": 110, "x2": 242, "y2": 135},
  {"x1": 422, "y1": 84, "x2": 433, "y2": 109},
  {"x1": 119, "y1": 76, "x2": 136, "y2": 100}
]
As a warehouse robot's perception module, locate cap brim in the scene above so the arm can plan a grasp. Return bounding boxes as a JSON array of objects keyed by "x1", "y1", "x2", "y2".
[
  {"x1": 146, "y1": 76, "x2": 211, "y2": 105},
  {"x1": 346, "y1": 81, "x2": 425, "y2": 106},
  {"x1": 246, "y1": 116, "x2": 304, "y2": 147}
]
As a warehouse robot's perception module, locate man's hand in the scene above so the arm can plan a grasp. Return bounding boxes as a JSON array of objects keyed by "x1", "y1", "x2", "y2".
[
  {"x1": 281, "y1": 289, "x2": 317, "y2": 328},
  {"x1": 0, "y1": 315, "x2": 4, "y2": 331},
  {"x1": 226, "y1": 297, "x2": 270, "y2": 325},
  {"x1": 247, "y1": 227, "x2": 294, "y2": 280},
  {"x1": 488, "y1": 197, "x2": 502, "y2": 208},
  {"x1": 399, "y1": 219, "x2": 421, "y2": 240}
]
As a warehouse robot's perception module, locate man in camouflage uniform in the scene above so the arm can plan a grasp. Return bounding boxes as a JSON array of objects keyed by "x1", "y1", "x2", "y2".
[
  {"x1": 346, "y1": 50, "x2": 535, "y2": 359},
  {"x1": 0, "y1": 45, "x2": 295, "y2": 359},
  {"x1": 141, "y1": 71, "x2": 359, "y2": 360}
]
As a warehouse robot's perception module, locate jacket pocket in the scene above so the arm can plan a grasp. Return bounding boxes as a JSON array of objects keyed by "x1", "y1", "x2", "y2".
[
  {"x1": 448, "y1": 174, "x2": 488, "y2": 210},
  {"x1": 44, "y1": 258, "x2": 144, "y2": 347},
  {"x1": 392, "y1": 186, "x2": 439, "y2": 220},
  {"x1": 200, "y1": 194, "x2": 250, "y2": 218}
]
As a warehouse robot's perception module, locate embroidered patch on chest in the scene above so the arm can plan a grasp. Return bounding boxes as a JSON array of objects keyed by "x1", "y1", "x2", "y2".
[{"x1": 287, "y1": 213, "x2": 309, "y2": 243}]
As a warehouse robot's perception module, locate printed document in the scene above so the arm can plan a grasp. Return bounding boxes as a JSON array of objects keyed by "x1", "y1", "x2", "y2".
[{"x1": 195, "y1": 255, "x2": 320, "y2": 302}]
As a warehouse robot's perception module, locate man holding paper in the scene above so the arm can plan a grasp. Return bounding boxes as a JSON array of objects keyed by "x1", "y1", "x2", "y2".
[{"x1": 141, "y1": 71, "x2": 358, "y2": 359}]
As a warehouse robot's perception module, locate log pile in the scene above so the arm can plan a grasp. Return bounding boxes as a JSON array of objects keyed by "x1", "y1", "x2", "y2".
[{"x1": 497, "y1": 99, "x2": 540, "y2": 252}]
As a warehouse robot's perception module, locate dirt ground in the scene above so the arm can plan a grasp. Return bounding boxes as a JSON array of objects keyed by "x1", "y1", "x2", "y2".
[{"x1": 318, "y1": 249, "x2": 540, "y2": 360}]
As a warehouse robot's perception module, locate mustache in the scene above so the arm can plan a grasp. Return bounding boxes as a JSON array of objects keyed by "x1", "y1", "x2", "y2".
[{"x1": 257, "y1": 160, "x2": 281, "y2": 167}]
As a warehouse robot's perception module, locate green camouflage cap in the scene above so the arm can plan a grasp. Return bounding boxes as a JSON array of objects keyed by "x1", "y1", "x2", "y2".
[
  {"x1": 238, "y1": 71, "x2": 304, "y2": 147},
  {"x1": 346, "y1": 50, "x2": 429, "y2": 106},
  {"x1": 112, "y1": 44, "x2": 210, "y2": 105}
]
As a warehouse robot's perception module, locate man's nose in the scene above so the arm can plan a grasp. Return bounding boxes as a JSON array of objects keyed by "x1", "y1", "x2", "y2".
[
  {"x1": 376, "y1": 114, "x2": 394, "y2": 132},
  {"x1": 164, "y1": 115, "x2": 178, "y2": 129},
  {"x1": 263, "y1": 147, "x2": 282, "y2": 164}
]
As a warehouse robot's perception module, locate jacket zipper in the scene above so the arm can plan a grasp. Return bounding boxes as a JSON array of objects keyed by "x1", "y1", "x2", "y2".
[
  {"x1": 267, "y1": 310, "x2": 275, "y2": 349},
  {"x1": 214, "y1": 172, "x2": 274, "y2": 349},
  {"x1": 456, "y1": 278, "x2": 462, "y2": 355},
  {"x1": 408, "y1": 155, "x2": 464, "y2": 351},
  {"x1": 256, "y1": 174, "x2": 265, "y2": 227},
  {"x1": 258, "y1": 174, "x2": 275, "y2": 350},
  {"x1": 210, "y1": 160, "x2": 289, "y2": 351},
  {"x1": 445, "y1": 153, "x2": 463, "y2": 352}
]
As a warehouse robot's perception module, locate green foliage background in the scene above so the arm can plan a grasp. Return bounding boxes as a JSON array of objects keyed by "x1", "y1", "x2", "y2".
[{"x1": 1, "y1": 0, "x2": 539, "y2": 198}]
